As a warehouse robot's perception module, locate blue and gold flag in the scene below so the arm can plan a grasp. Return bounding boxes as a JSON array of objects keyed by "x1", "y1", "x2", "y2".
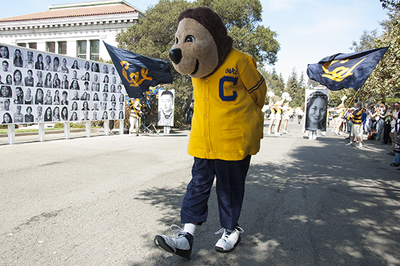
[
  {"x1": 307, "y1": 47, "x2": 389, "y2": 91},
  {"x1": 104, "y1": 42, "x2": 173, "y2": 98}
]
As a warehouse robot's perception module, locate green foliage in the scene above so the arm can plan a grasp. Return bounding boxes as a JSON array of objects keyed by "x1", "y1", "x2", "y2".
[
  {"x1": 346, "y1": 7, "x2": 400, "y2": 103},
  {"x1": 350, "y1": 29, "x2": 379, "y2": 52}
]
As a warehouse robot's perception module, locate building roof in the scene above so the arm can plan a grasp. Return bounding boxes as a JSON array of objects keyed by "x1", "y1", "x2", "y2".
[{"x1": 0, "y1": 0, "x2": 141, "y2": 22}]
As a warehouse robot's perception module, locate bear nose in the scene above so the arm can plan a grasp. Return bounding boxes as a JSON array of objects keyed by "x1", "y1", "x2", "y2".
[{"x1": 169, "y1": 48, "x2": 182, "y2": 64}]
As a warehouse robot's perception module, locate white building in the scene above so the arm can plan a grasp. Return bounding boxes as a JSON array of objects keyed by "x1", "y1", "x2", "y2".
[{"x1": 0, "y1": 0, "x2": 144, "y2": 61}]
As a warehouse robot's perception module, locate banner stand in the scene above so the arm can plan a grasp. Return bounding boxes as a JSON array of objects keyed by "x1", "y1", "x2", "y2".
[
  {"x1": 104, "y1": 120, "x2": 110, "y2": 136},
  {"x1": 64, "y1": 122, "x2": 70, "y2": 139},
  {"x1": 38, "y1": 123, "x2": 45, "y2": 142},
  {"x1": 119, "y1": 120, "x2": 124, "y2": 135},
  {"x1": 86, "y1": 121, "x2": 91, "y2": 137},
  {"x1": 164, "y1": 126, "x2": 170, "y2": 134},
  {"x1": 8, "y1": 124, "x2": 15, "y2": 145}
]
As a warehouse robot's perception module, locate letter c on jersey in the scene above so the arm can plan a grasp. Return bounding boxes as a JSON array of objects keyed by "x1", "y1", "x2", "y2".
[{"x1": 219, "y1": 76, "x2": 238, "y2": 101}]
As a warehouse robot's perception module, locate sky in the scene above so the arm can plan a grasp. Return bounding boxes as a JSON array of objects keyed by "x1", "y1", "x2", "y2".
[{"x1": 0, "y1": 0, "x2": 389, "y2": 82}]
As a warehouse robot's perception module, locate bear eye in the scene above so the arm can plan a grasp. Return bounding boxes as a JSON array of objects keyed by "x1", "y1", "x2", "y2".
[
  {"x1": 175, "y1": 37, "x2": 179, "y2": 44},
  {"x1": 185, "y1": 35, "x2": 195, "y2": 43}
]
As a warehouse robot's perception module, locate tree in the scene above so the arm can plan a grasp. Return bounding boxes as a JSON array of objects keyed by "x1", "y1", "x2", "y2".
[
  {"x1": 380, "y1": 0, "x2": 400, "y2": 9},
  {"x1": 285, "y1": 68, "x2": 305, "y2": 108},
  {"x1": 350, "y1": 29, "x2": 378, "y2": 52},
  {"x1": 361, "y1": 7, "x2": 400, "y2": 102}
]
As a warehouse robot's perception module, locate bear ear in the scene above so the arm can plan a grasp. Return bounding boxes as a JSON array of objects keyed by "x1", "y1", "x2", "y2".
[{"x1": 178, "y1": 7, "x2": 232, "y2": 68}]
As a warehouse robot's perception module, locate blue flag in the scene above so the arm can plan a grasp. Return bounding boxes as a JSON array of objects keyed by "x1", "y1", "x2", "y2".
[
  {"x1": 307, "y1": 47, "x2": 389, "y2": 91},
  {"x1": 104, "y1": 42, "x2": 173, "y2": 98}
]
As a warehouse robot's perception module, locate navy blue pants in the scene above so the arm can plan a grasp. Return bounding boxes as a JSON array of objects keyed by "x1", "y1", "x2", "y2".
[{"x1": 181, "y1": 155, "x2": 251, "y2": 230}]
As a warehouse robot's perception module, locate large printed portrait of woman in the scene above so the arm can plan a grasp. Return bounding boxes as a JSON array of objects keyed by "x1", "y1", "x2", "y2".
[{"x1": 304, "y1": 89, "x2": 329, "y2": 131}]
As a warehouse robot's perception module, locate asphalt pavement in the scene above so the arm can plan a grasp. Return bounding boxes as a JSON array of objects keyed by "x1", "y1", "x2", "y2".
[{"x1": 0, "y1": 120, "x2": 399, "y2": 266}]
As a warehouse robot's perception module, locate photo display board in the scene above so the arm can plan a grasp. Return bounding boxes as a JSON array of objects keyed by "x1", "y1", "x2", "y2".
[{"x1": 0, "y1": 43, "x2": 126, "y2": 125}]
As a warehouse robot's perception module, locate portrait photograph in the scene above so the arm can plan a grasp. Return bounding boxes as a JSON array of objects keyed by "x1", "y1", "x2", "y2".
[
  {"x1": 158, "y1": 89, "x2": 174, "y2": 127},
  {"x1": 304, "y1": 88, "x2": 329, "y2": 131}
]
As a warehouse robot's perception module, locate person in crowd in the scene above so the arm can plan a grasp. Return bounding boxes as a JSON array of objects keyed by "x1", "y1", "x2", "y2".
[
  {"x1": 345, "y1": 102, "x2": 364, "y2": 149},
  {"x1": 376, "y1": 102, "x2": 387, "y2": 141},
  {"x1": 388, "y1": 102, "x2": 400, "y2": 156},
  {"x1": 390, "y1": 110, "x2": 400, "y2": 167},
  {"x1": 282, "y1": 102, "x2": 293, "y2": 134},
  {"x1": 129, "y1": 99, "x2": 142, "y2": 136},
  {"x1": 383, "y1": 102, "x2": 394, "y2": 145}
]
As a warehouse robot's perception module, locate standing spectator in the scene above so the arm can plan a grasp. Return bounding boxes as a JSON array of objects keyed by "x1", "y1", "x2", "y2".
[
  {"x1": 388, "y1": 102, "x2": 399, "y2": 155},
  {"x1": 376, "y1": 102, "x2": 387, "y2": 141},
  {"x1": 383, "y1": 102, "x2": 395, "y2": 145},
  {"x1": 346, "y1": 102, "x2": 364, "y2": 149}
]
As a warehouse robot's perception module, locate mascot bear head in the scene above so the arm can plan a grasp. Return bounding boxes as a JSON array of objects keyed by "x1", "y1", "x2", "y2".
[{"x1": 169, "y1": 7, "x2": 233, "y2": 79}]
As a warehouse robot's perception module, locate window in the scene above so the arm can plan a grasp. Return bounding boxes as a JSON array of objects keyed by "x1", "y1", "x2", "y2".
[
  {"x1": 90, "y1": 40, "x2": 99, "y2": 61},
  {"x1": 28, "y1": 42, "x2": 37, "y2": 49},
  {"x1": 46, "y1": 42, "x2": 55, "y2": 53},
  {"x1": 58, "y1": 41, "x2": 67, "y2": 54},
  {"x1": 77, "y1": 40, "x2": 87, "y2": 59},
  {"x1": 17, "y1": 43, "x2": 26, "y2": 47}
]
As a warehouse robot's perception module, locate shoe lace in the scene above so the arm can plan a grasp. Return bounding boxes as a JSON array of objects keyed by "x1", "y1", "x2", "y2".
[
  {"x1": 169, "y1": 224, "x2": 185, "y2": 238},
  {"x1": 215, "y1": 226, "x2": 244, "y2": 237}
]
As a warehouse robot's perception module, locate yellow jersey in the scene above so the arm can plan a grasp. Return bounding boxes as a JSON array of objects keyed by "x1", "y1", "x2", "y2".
[{"x1": 188, "y1": 48, "x2": 267, "y2": 161}]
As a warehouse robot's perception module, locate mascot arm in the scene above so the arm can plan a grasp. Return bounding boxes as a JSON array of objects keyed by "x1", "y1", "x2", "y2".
[{"x1": 241, "y1": 57, "x2": 267, "y2": 109}]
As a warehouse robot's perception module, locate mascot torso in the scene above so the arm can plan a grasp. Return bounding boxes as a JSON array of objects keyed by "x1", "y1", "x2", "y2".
[{"x1": 169, "y1": 7, "x2": 267, "y2": 161}]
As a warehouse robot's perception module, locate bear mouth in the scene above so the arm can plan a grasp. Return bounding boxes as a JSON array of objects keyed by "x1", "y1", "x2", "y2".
[{"x1": 190, "y1": 60, "x2": 199, "y2": 75}]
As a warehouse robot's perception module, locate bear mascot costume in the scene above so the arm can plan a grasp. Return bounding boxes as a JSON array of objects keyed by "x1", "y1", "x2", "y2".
[{"x1": 154, "y1": 7, "x2": 267, "y2": 260}]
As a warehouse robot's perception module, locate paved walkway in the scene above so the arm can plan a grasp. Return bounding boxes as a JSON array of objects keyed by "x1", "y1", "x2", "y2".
[{"x1": 0, "y1": 121, "x2": 399, "y2": 265}]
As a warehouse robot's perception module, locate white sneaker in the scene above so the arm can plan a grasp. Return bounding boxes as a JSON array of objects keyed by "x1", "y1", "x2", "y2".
[
  {"x1": 154, "y1": 225, "x2": 194, "y2": 260},
  {"x1": 275, "y1": 132, "x2": 281, "y2": 137},
  {"x1": 321, "y1": 132, "x2": 326, "y2": 136},
  {"x1": 283, "y1": 130, "x2": 288, "y2": 134},
  {"x1": 357, "y1": 144, "x2": 363, "y2": 149},
  {"x1": 345, "y1": 142, "x2": 353, "y2": 146},
  {"x1": 215, "y1": 226, "x2": 244, "y2": 253}
]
